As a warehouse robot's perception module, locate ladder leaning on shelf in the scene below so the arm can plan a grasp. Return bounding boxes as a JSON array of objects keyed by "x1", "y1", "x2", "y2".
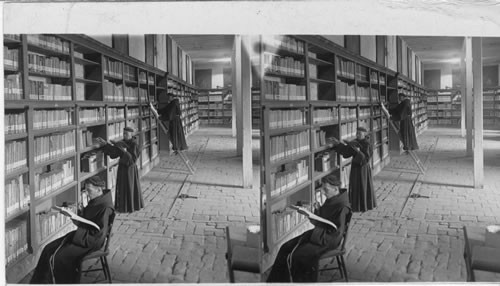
[
  {"x1": 380, "y1": 103, "x2": 426, "y2": 175},
  {"x1": 149, "y1": 102, "x2": 195, "y2": 175}
]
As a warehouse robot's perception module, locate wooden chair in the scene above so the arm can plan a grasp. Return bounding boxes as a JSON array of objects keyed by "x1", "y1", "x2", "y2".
[
  {"x1": 225, "y1": 226, "x2": 260, "y2": 283},
  {"x1": 77, "y1": 212, "x2": 116, "y2": 283},
  {"x1": 315, "y1": 210, "x2": 353, "y2": 282},
  {"x1": 463, "y1": 226, "x2": 500, "y2": 281}
]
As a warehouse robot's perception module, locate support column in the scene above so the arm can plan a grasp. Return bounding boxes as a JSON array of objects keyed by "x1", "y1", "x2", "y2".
[
  {"x1": 460, "y1": 38, "x2": 466, "y2": 137},
  {"x1": 241, "y1": 35, "x2": 253, "y2": 188},
  {"x1": 472, "y1": 37, "x2": 484, "y2": 188},
  {"x1": 465, "y1": 37, "x2": 473, "y2": 156},
  {"x1": 231, "y1": 46, "x2": 237, "y2": 137},
  {"x1": 234, "y1": 35, "x2": 243, "y2": 155}
]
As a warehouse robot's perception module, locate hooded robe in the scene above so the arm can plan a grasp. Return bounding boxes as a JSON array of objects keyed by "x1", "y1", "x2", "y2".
[
  {"x1": 389, "y1": 98, "x2": 419, "y2": 150},
  {"x1": 103, "y1": 138, "x2": 144, "y2": 213},
  {"x1": 267, "y1": 190, "x2": 351, "y2": 282},
  {"x1": 334, "y1": 138, "x2": 376, "y2": 213},
  {"x1": 30, "y1": 190, "x2": 114, "y2": 284}
]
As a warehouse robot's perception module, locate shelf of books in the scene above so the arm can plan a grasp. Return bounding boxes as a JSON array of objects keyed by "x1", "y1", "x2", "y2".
[
  {"x1": 3, "y1": 34, "x2": 165, "y2": 283},
  {"x1": 166, "y1": 75, "x2": 199, "y2": 137},
  {"x1": 256, "y1": 35, "x2": 402, "y2": 271},
  {"x1": 386, "y1": 74, "x2": 428, "y2": 153},
  {"x1": 198, "y1": 88, "x2": 232, "y2": 126},
  {"x1": 426, "y1": 89, "x2": 461, "y2": 126},
  {"x1": 427, "y1": 87, "x2": 500, "y2": 128}
]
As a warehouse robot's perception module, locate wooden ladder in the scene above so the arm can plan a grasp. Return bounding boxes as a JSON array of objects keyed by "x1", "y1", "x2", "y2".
[
  {"x1": 149, "y1": 102, "x2": 195, "y2": 175},
  {"x1": 380, "y1": 103, "x2": 426, "y2": 175}
]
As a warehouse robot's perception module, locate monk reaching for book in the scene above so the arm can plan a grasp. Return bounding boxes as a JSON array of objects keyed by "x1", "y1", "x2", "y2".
[
  {"x1": 30, "y1": 176, "x2": 114, "y2": 284},
  {"x1": 267, "y1": 174, "x2": 351, "y2": 283}
]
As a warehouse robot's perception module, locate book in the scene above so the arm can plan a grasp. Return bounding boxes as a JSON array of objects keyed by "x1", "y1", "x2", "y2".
[
  {"x1": 290, "y1": 205, "x2": 337, "y2": 230},
  {"x1": 51, "y1": 206, "x2": 100, "y2": 231}
]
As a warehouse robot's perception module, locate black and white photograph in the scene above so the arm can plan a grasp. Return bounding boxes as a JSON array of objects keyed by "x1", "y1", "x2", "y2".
[{"x1": 2, "y1": 1, "x2": 500, "y2": 284}]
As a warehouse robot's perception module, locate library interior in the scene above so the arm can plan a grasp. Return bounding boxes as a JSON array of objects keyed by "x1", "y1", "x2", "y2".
[{"x1": 3, "y1": 34, "x2": 500, "y2": 283}]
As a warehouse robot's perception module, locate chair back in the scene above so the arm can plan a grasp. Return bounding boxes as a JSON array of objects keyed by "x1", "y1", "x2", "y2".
[
  {"x1": 102, "y1": 211, "x2": 116, "y2": 252},
  {"x1": 339, "y1": 209, "x2": 353, "y2": 252}
]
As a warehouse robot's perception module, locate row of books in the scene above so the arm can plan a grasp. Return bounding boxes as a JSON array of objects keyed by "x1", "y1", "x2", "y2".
[
  {"x1": 355, "y1": 65, "x2": 369, "y2": 82},
  {"x1": 5, "y1": 174, "x2": 30, "y2": 217},
  {"x1": 314, "y1": 151, "x2": 337, "y2": 173},
  {"x1": 340, "y1": 107, "x2": 357, "y2": 121},
  {"x1": 80, "y1": 129, "x2": 98, "y2": 149},
  {"x1": 36, "y1": 204, "x2": 76, "y2": 243},
  {"x1": 124, "y1": 86, "x2": 140, "y2": 102},
  {"x1": 34, "y1": 159, "x2": 74, "y2": 198},
  {"x1": 336, "y1": 80, "x2": 356, "y2": 101},
  {"x1": 5, "y1": 219, "x2": 28, "y2": 266},
  {"x1": 28, "y1": 80, "x2": 72, "y2": 101},
  {"x1": 127, "y1": 107, "x2": 140, "y2": 118},
  {"x1": 271, "y1": 204, "x2": 308, "y2": 242},
  {"x1": 264, "y1": 53, "x2": 305, "y2": 77},
  {"x1": 5, "y1": 140, "x2": 27, "y2": 173},
  {"x1": 270, "y1": 159, "x2": 308, "y2": 197},
  {"x1": 108, "y1": 122, "x2": 126, "y2": 142},
  {"x1": 5, "y1": 74, "x2": 23, "y2": 100},
  {"x1": 109, "y1": 108, "x2": 125, "y2": 121},
  {"x1": 81, "y1": 151, "x2": 105, "y2": 173},
  {"x1": 28, "y1": 53, "x2": 71, "y2": 77},
  {"x1": 263, "y1": 77, "x2": 307, "y2": 101},
  {"x1": 27, "y1": 34, "x2": 70, "y2": 54},
  {"x1": 141, "y1": 118, "x2": 151, "y2": 131},
  {"x1": 336, "y1": 57, "x2": 356, "y2": 79},
  {"x1": 356, "y1": 86, "x2": 371, "y2": 102},
  {"x1": 138, "y1": 71, "x2": 148, "y2": 85},
  {"x1": 142, "y1": 106, "x2": 151, "y2": 117},
  {"x1": 139, "y1": 88, "x2": 148, "y2": 102},
  {"x1": 313, "y1": 108, "x2": 338, "y2": 124},
  {"x1": 312, "y1": 129, "x2": 328, "y2": 149},
  {"x1": 359, "y1": 108, "x2": 371, "y2": 119},
  {"x1": 269, "y1": 109, "x2": 307, "y2": 129},
  {"x1": 74, "y1": 63, "x2": 86, "y2": 79},
  {"x1": 80, "y1": 108, "x2": 105, "y2": 124},
  {"x1": 270, "y1": 131, "x2": 310, "y2": 163},
  {"x1": 34, "y1": 131, "x2": 76, "y2": 164},
  {"x1": 5, "y1": 112, "x2": 27, "y2": 135},
  {"x1": 124, "y1": 64, "x2": 137, "y2": 82},
  {"x1": 103, "y1": 57, "x2": 123, "y2": 79},
  {"x1": 4, "y1": 47, "x2": 19, "y2": 70},
  {"x1": 340, "y1": 122, "x2": 358, "y2": 140},
  {"x1": 103, "y1": 80, "x2": 124, "y2": 102},
  {"x1": 33, "y1": 109, "x2": 72, "y2": 130},
  {"x1": 263, "y1": 35, "x2": 305, "y2": 55}
]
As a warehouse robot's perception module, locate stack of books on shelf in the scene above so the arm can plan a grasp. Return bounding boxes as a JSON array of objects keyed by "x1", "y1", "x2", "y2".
[
  {"x1": 5, "y1": 111, "x2": 26, "y2": 134},
  {"x1": 313, "y1": 108, "x2": 338, "y2": 124},
  {"x1": 124, "y1": 65, "x2": 136, "y2": 82},
  {"x1": 79, "y1": 108, "x2": 105, "y2": 124},
  {"x1": 4, "y1": 47, "x2": 19, "y2": 70},
  {"x1": 5, "y1": 219, "x2": 29, "y2": 266},
  {"x1": 270, "y1": 131, "x2": 310, "y2": 163},
  {"x1": 36, "y1": 204, "x2": 77, "y2": 243},
  {"x1": 336, "y1": 58, "x2": 355, "y2": 79},
  {"x1": 269, "y1": 109, "x2": 307, "y2": 129},
  {"x1": 263, "y1": 35, "x2": 305, "y2": 54},
  {"x1": 27, "y1": 35, "x2": 70, "y2": 54},
  {"x1": 336, "y1": 80, "x2": 355, "y2": 102},
  {"x1": 263, "y1": 77, "x2": 306, "y2": 101},
  {"x1": 263, "y1": 53, "x2": 305, "y2": 77},
  {"x1": 5, "y1": 140, "x2": 27, "y2": 173},
  {"x1": 269, "y1": 159, "x2": 308, "y2": 198},
  {"x1": 103, "y1": 80, "x2": 124, "y2": 102},
  {"x1": 108, "y1": 108, "x2": 125, "y2": 121},
  {"x1": 272, "y1": 206, "x2": 308, "y2": 242},
  {"x1": 5, "y1": 175, "x2": 30, "y2": 216},
  {"x1": 34, "y1": 159, "x2": 74, "y2": 198},
  {"x1": 33, "y1": 109, "x2": 72, "y2": 130},
  {"x1": 103, "y1": 58, "x2": 123, "y2": 79},
  {"x1": 124, "y1": 86, "x2": 138, "y2": 102},
  {"x1": 108, "y1": 122, "x2": 126, "y2": 141},
  {"x1": 340, "y1": 107, "x2": 357, "y2": 121},
  {"x1": 4, "y1": 74, "x2": 23, "y2": 100},
  {"x1": 81, "y1": 151, "x2": 104, "y2": 173},
  {"x1": 28, "y1": 53, "x2": 71, "y2": 77},
  {"x1": 34, "y1": 131, "x2": 76, "y2": 163},
  {"x1": 28, "y1": 80, "x2": 72, "y2": 101}
]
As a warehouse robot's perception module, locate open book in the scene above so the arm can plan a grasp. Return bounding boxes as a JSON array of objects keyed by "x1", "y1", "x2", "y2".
[
  {"x1": 52, "y1": 206, "x2": 100, "y2": 231},
  {"x1": 290, "y1": 205, "x2": 337, "y2": 230}
]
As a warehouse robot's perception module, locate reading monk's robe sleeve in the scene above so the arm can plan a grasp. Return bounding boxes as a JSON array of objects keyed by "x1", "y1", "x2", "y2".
[
  {"x1": 72, "y1": 207, "x2": 113, "y2": 250},
  {"x1": 334, "y1": 142, "x2": 357, "y2": 159},
  {"x1": 102, "y1": 144, "x2": 124, "y2": 159}
]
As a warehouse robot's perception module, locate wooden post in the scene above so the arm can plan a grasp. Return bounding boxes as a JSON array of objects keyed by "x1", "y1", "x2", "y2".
[
  {"x1": 460, "y1": 38, "x2": 466, "y2": 137},
  {"x1": 465, "y1": 37, "x2": 473, "y2": 156},
  {"x1": 231, "y1": 44, "x2": 237, "y2": 138},
  {"x1": 241, "y1": 35, "x2": 253, "y2": 188},
  {"x1": 472, "y1": 37, "x2": 484, "y2": 189},
  {"x1": 234, "y1": 35, "x2": 243, "y2": 155}
]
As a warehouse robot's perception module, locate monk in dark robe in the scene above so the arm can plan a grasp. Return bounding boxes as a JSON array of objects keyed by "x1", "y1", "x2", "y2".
[
  {"x1": 30, "y1": 176, "x2": 114, "y2": 284},
  {"x1": 158, "y1": 96, "x2": 188, "y2": 151},
  {"x1": 267, "y1": 174, "x2": 351, "y2": 282},
  {"x1": 389, "y1": 93, "x2": 419, "y2": 151},
  {"x1": 330, "y1": 127, "x2": 376, "y2": 213},
  {"x1": 96, "y1": 127, "x2": 144, "y2": 213}
]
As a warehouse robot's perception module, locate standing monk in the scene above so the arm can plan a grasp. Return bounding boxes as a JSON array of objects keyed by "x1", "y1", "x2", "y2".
[
  {"x1": 389, "y1": 93, "x2": 419, "y2": 151},
  {"x1": 96, "y1": 127, "x2": 143, "y2": 213},
  {"x1": 330, "y1": 127, "x2": 376, "y2": 212}
]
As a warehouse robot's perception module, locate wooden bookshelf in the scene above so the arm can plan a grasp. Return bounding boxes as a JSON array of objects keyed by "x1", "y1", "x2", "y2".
[
  {"x1": 427, "y1": 87, "x2": 500, "y2": 128},
  {"x1": 3, "y1": 34, "x2": 168, "y2": 283},
  {"x1": 255, "y1": 35, "x2": 417, "y2": 271},
  {"x1": 166, "y1": 75, "x2": 199, "y2": 138},
  {"x1": 198, "y1": 88, "x2": 232, "y2": 126}
]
